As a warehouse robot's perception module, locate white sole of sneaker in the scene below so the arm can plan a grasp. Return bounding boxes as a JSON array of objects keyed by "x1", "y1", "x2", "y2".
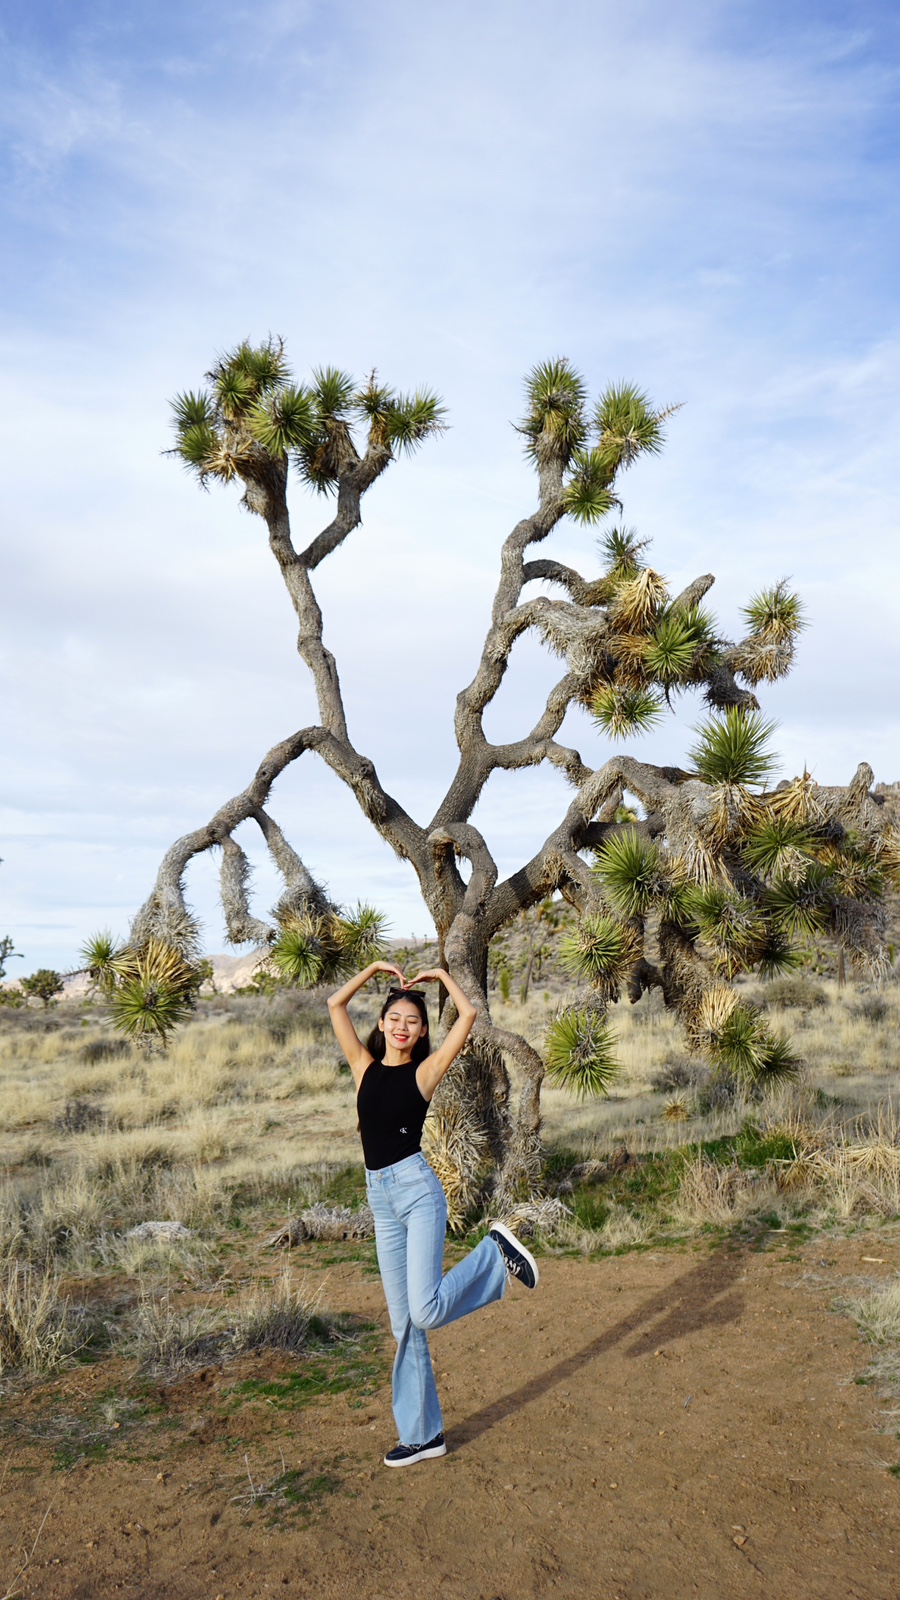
[
  {"x1": 383, "y1": 1442, "x2": 448, "y2": 1467},
  {"x1": 490, "y1": 1221, "x2": 540, "y2": 1288}
]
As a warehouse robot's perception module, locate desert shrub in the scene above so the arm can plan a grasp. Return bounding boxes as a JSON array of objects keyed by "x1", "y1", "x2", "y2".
[
  {"x1": 79, "y1": 1037, "x2": 131, "y2": 1064},
  {"x1": 651, "y1": 1059, "x2": 699, "y2": 1092},
  {"x1": 850, "y1": 994, "x2": 889, "y2": 1025},
  {"x1": 760, "y1": 976, "x2": 828, "y2": 1010},
  {"x1": 55, "y1": 1099, "x2": 105, "y2": 1133},
  {"x1": 131, "y1": 1284, "x2": 224, "y2": 1375},
  {"x1": 844, "y1": 1278, "x2": 900, "y2": 1346},
  {"x1": 0, "y1": 1261, "x2": 85, "y2": 1376},
  {"x1": 671, "y1": 1155, "x2": 784, "y2": 1227},
  {"x1": 230, "y1": 1263, "x2": 321, "y2": 1353}
]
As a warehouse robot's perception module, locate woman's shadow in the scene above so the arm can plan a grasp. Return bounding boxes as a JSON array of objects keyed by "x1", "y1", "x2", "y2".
[{"x1": 452, "y1": 1242, "x2": 747, "y2": 1448}]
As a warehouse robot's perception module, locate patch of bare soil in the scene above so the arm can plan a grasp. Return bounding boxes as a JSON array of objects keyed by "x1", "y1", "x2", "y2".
[{"x1": 1, "y1": 1233, "x2": 898, "y2": 1600}]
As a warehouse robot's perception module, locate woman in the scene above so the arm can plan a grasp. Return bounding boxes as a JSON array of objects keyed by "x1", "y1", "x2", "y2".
[{"x1": 327, "y1": 959, "x2": 539, "y2": 1467}]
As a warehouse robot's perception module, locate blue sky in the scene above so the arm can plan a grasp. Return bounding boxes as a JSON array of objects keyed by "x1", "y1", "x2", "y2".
[{"x1": 2, "y1": 0, "x2": 900, "y2": 971}]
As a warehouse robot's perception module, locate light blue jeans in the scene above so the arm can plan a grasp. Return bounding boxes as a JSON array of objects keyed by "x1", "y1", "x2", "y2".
[{"x1": 365, "y1": 1152, "x2": 507, "y2": 1445}]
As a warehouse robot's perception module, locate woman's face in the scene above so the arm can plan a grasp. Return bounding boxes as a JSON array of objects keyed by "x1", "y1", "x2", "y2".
[{"x1": 378, "y1": 999, "x2": 427, "y2": 1054}]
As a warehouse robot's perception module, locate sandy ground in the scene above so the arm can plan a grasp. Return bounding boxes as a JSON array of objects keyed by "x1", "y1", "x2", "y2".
[{"x1": 1, "y1": 1231, "x2": 898, "y2": 1600}]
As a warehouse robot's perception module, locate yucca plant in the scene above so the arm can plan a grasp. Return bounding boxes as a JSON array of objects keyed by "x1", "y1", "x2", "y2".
[
  {"x1": 643, "y1": 606, "x2": 716, "y2": 686},
  {"x1": 599, "y1": 524, "x2": 648, "y2": 579},
  {"x1": 609, "y1": 567, "x2": 669, "y2": 633},
  {"x1": 545, "y1": 1008, "x2": 622, "y2": 1098},
  {"x1": 590, "y1": 684, "x2": 663, "y2": 739},
  {"x1": 559, "y1": 914, "x2": 640, "y2": 998},
  {"x1": 80, "y1": 930, "x2": 124, "y2": 997},
  {"x1": 592, "y1": 830, "x2": 662, "y2": 917},
  {"x1": 688, "y1": 707, "x2": 779, "y2": 789},
  {"x1": 268, "y1": 912, "x2": 347, "y2": 987},
  {"x1": 754, "y1": 928, "x2": 803, "y2": 979},
  {"x1": 741, "y1": 579, "x2": 805, "y2": 645},
  {"x1": 741, "y1": 817, "x2": 814, "y2": 881},
  {"x1": 687, "y1": 885, "x2": 767, "y2": 978},
  {"x1": 336, "y1": 903, "x2": 391, "y2": 968},
  {"x1": 766, "y1": 863, "x2": 833, "y2": 940},
  {"x1": 107, "y1": 939, "x2": 199, "y2": 1043},
  {"x1": 519, "y1": 358, "x2": 588, "y2": 467},
  {"x1": 753, "y1": 1030, "x2": 801, "y2": 1083},
  {"x1": 594, "y1": 382, "x2": 671, "y2": 469},
  {"x1": 109, "y1": 972, "x2": 195, "y2": 1041}
]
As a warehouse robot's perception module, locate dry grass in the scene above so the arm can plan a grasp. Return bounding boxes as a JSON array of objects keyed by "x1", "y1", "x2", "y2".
[
  {"x1": 230, "y1": 1262, "x2": 322, "y2": 1354},
  {"x1": 845, "y1": 1277, "x2": 900, "y2": 1347},
  {"x1": 0, "y1": 973, "x2": 897, "y2": 1294},
  {"x1": 0, "y1": 1261, "x2": 85, "y2": 1377},
  {"x1": 671, "y1": 1157, "x2": 786, "y2": 1228}
]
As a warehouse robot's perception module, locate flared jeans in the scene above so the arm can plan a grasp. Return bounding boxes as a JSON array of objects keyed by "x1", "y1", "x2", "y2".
[{"x1": 365, "y1": 1152, "x2": 507, "y2": 1445}]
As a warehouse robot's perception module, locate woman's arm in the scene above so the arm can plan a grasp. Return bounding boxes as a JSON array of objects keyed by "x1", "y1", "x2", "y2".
[
  {"x1": 409, "y1": 969, "x2": 479, "y2": 1102},
  {"x1": 327, "y1": 961, "x2": 405, "y2": 1084}
]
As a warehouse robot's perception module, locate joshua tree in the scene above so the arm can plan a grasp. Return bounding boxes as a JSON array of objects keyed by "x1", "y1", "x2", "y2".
[
  {"x1": 20, "y1": 969, "x2": 64, "y2": 1009},
  {"x1": 0, "y1": 936, "x2": 22, "y2": 982},
  {"x1": 119, "y1": 338, "x2": 899, "y2": 1222}
]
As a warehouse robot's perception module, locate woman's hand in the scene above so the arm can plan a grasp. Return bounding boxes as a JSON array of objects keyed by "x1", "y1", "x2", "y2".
[
  {"x1": 405, "y1": 967, "x2": 446, "y2": 987},
  {"x1": 367, "y1": 960, "x2": 406, "y2": 986}
]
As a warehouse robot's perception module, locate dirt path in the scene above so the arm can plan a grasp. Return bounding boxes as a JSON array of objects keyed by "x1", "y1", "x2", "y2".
[{"x1": 2, "y1": 1232, "x2": 898, "y2": 1599}]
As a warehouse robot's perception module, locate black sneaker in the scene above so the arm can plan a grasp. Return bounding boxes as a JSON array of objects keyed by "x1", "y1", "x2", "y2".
[
  {"x1": 383, "y1": 1432, "x2": 447, "y2": 1468},
  {"x1": 489, "y1": 1222, "x2": 540, "y2": 1289}
]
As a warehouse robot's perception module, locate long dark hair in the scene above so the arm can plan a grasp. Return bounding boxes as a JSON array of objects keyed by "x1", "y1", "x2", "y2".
[{"x1": 365, "y1": 989, "x2": 430, "y2": 1065}]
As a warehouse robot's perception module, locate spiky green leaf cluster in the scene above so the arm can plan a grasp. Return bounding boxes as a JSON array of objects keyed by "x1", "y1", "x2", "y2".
[
  {"x1": 599, "y1": 525, "x2": 648, "y2": 579},
  {"x1": 687, "y1": 885, "x2": 766, "y2": 978},
  {"x1": 519, "y1": 358, "x2": 588, "y2": 468},
  {"x1": 544, "y1": 1008, "x2": 622, "y2": 1098},
  {"x1": 107, "y1": 938, "x2": 201, "y2": 1043},
  {"x1": 594, "y1": 381, "x2": 669, "y2": 469},
  {"x1": 765, "y1": 862, "x2": 833, "y2": 940},
  {"x1": 338, "y1": 903, "x2": 391, "y2": 968},
  {"x1": 643, "y1": 606, "x2": 717, "y2": 686},
  {"x1": 753, "y1": 929, "x2": 803, "y2": 980},
  {"x1": 592, "y1": 829, "x2": 662, "y2": 917},
  {"x1": 693, "y1": 988, "x2": 800, "y2": 1085},
  {"x1": 590, "y1": 685, "x2": 664, "y2": 739},
  {"x1": 109, "y1": 974, "x2": 194, "y2": 1040},
  {"x1": 689, "y1": 708, "x2": 779, "y2": 788},
  {"x1": 268, "y1": 903, "x2": 389, "y2": 988},
  {"x1": 80, "y1": 930, "x2": 124, "y2": 997},
  {"x1": 741, "y1": 817, "x2": 814, "y2": 880},
  {"x1": 741, "y1": 579, "x2": 805, "y2": 643},
  {"x1": 562, "y1": 449, "x2": 618, "y2": 525},
  {"x1": 559, "y1": 914, "x2": 638, "y2": 996}
]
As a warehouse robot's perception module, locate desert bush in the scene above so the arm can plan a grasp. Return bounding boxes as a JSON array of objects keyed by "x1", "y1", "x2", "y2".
[
  {"x1": 79, "y1": 1037, "x2": 131, "y2": 1065},
  {"x1": 651, "y1": 1059, "x2": 699, "y2": 1092},
  {"x1": 776, "y1": 1100, "x2": 900, "y2": 1218},
  {"x1": 760, "y1": 976, "x2": 828, "y2": 1010},
  {"x1": 671, "y1": 1155, "x2": 784, "y2": 1227},
  {"x1": 845, "y1": 1277, "x2": 900, "y2": 1346},
  {"x1": 850, "y1": 994, "x2": 889, "y2": 1025},
  {"x1": 231, "y1": 1263, "x2": 321, "y2": 1353},
  {"x1": 131, "y1": 1284, "x2": 222, "y2": 1376},
  {"x1": 0, "y1": 1261, "x2": 85, "y2": 1376},
  {"x1": 55, "y1": 1099, "x2": 105, "y2": 1133}
]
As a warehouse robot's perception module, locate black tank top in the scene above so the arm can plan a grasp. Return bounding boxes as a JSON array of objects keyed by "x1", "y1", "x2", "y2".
[{"x1": 357, "y1": 1058, "x2": 429, "y2": 1171}]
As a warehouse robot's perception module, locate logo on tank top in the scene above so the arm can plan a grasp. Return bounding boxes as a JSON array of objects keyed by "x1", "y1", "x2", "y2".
[{"x1": 400, "y1": 1126, "x2": 408, "y2": 1134}]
